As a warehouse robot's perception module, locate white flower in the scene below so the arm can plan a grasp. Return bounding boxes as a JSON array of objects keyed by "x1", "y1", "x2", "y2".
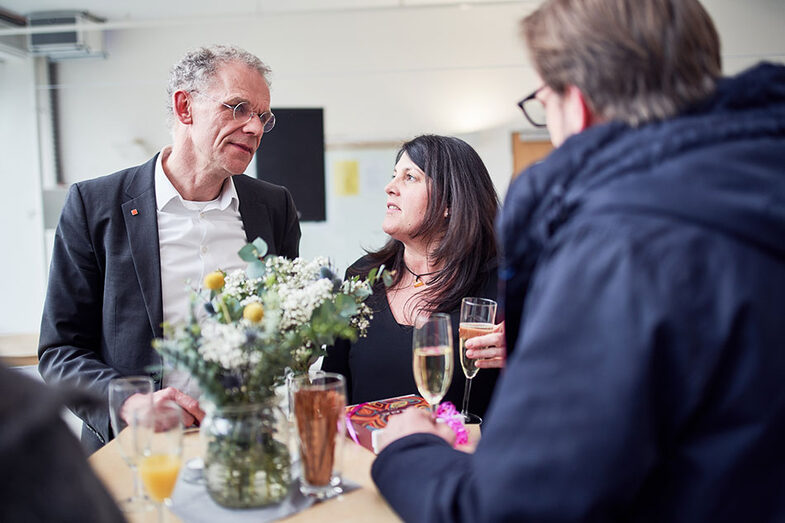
[
  {"x1": 198, "y1": 321, "x2": 249, "y2": 370},
  {"x1": 279, "y1": 278, "x2": 334, "y2": 330},
  {"x1": 223, "y1": 269, "x2": 261, "y2": 302},
  {"x1": 154, "y1": 246, "x2": 383, "y2": 405}
]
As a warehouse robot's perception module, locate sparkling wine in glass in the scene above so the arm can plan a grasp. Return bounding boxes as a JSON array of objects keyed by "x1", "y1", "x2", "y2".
[
  {"x1": 135, "y1": 400, "x2": 184, "y2": 523},
  {"x1": 459, "y1": 297, "x2": 497, "y2": 424},
  {"x1": 412, "y1": 313, "x2": 454, "y2": 412},
  {"x1": 108, "y1": 376, "x2": 154, "y2": 513}
]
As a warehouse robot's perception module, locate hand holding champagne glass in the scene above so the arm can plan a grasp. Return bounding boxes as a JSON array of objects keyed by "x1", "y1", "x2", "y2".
[
  {"x1": 108, "y1": 376, "x2": 154, "y2": 513},
  {"x1": 459, "y1": 297, "x2": 497, "y2": 424},
  {"x1": 412, "y1": 313, "x2": 454, "y2": 412},
  {"x1": 135, "y1": 400, "x2": 184, "y2": 523}
]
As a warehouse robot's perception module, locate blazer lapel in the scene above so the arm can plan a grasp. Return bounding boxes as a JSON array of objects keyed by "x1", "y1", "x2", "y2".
[
  {"x1": 234, "y1": 174, "x2": 270, "y2": 244},
  {"x1": 122, "y1": 157, "x2": 164, "y2": 338}
]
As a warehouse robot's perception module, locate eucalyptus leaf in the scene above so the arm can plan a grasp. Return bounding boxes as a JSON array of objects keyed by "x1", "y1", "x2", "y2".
[
  {"x1": 238, "y1": 243, "x2": 259, "y2": 262},
  {"x1": 335, "y1": 294, "x2": 358, "y2": 317},
  {"x1": 247, "y1": 260, "x2": 266, "y2": 279},
  {"x1": 382, "y1": 270, "x2": 394, "y2": 288},
  {"x1": 251, "y1": 237, "x2": 269, "y2": 258}
]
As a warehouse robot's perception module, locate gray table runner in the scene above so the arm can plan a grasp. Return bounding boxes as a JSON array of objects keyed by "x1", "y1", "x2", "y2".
[{"x1": 170, "y1": 477, "x2": 360, "y2": 522}]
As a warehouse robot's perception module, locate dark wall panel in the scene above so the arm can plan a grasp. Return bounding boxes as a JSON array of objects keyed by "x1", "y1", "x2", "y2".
[{"x1": 255, "y1": 108, "x2": 325, "y2": 222}]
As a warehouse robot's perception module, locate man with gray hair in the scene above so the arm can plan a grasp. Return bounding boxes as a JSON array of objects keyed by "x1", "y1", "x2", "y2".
[
  {"x1": 39, "y1": 45, "x2": 301, "y2": 453},
  {"x1": 372, "y1": 0, "x2": 785, "y2": 521}
]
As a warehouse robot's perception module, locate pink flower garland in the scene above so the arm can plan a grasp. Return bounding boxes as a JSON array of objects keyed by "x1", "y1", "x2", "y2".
[{"x1": 435, "y1": 401, "x2": 469, "y2": 447}]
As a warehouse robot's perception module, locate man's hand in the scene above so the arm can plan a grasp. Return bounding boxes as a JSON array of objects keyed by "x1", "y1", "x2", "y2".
[
  {"x1": 119, "y1": 392, "x2": 152, "y2": 425},
  {"x1": 120, "y1": 387, "x2": 204, "y2": 428},
  {"x1": 465, "y1": 321, "x2": 506, "y2": 369},
  {"x1": 153, "y1": 387, "x2": 205, "y2": 428},
  {"x1": 375, "y1": 408, "x2": 456, "y2": 453}
]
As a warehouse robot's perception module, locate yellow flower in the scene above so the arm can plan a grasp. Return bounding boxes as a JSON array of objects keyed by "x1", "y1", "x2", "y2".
[
  {"x1": 243, "y1": 302, "x2": 264, "y2": 323},
  {"x1": 204, "y1": 271, "x2": 225, "y2": 291}
]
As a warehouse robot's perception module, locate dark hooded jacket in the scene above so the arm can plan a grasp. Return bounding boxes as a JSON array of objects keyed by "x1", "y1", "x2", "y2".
[{"x1": 372, "y1": 63, "x2": 785, "y2": 522}]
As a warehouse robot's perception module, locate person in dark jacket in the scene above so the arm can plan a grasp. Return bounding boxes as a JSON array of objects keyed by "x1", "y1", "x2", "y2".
[
  {"x1": 38, "y1": 45, "x2": 301, "y2": 453},
  {"x1": 0, "y1": 364, "x2": 126, "y2": 523},
  {"x1": 371, "y1": 1, "x2": 785, "y2": 522}
]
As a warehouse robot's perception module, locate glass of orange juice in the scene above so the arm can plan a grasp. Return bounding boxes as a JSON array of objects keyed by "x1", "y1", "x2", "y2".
[{"x1": 134, "y1": 400, "x2": 184, "y2": 522}]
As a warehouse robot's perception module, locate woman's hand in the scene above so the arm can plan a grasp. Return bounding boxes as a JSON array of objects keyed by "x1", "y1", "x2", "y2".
[
  {"x1": 464, "y1": 321, "x2": 506, "y2": 369},
  {"x1": 375, "y1": 408, "x2": 456, "y2": 453}
]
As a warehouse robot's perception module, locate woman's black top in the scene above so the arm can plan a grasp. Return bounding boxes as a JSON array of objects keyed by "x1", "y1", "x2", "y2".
[{"x1": 322, "y1": 256, "x2": 501, "y2": 419}]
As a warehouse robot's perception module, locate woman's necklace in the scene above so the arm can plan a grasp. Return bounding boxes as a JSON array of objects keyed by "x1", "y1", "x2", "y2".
[{"x1": 402, "y1": 262, "x2": 441, "y2": 288}]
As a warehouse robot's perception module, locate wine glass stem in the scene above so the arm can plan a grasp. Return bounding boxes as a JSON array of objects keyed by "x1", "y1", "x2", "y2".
[
  {"x1": 461, "y1": 377, "x2": 473, "y2": 417},
  {"x1": 131, "y1": 465, "x2": 144, "y2": 499}
]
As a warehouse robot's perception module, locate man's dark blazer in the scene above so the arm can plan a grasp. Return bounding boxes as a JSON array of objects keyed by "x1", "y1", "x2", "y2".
[{"x1": 38, "y1": 154, "x2": 301, "y2": 453}]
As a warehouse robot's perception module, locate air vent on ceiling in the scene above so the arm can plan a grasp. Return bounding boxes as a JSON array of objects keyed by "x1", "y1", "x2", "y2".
[{"x1": 28, "y1": 10, "x2": 105, "y2": 60}]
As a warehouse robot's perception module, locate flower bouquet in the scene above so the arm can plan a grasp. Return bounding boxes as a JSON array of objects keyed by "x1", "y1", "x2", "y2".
[{"x1": 152, "y1": 238, "x2": 388, "y2": 508}]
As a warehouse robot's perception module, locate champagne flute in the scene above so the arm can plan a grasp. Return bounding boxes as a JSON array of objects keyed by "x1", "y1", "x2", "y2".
[
  {"x1": 108, "y1": 376, "x2": 154, "y2": 513},
  {"x1": 135, "y1": 400, "x2": 184, "y2": 523},
  {"x1": 459, "y1": 297, "x2": 497, "y2": 424},
  {"x1": 412, "y1": 313, "x2": 454, "y2": 412}
]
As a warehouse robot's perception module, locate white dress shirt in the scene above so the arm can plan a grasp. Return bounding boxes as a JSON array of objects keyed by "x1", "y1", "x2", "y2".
[{"x1": 155, "y1": 147, "x2": 248, "y2": 396}]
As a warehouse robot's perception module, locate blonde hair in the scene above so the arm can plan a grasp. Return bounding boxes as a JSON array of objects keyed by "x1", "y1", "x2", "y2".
[{"x1": 522, "y1": 0, "x2": 721, "y2": 126}]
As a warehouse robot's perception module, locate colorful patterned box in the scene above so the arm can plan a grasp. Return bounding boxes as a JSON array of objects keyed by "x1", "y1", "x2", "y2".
[{"x1": 345, "y1": 394, "x2": 430, "y2": 453}]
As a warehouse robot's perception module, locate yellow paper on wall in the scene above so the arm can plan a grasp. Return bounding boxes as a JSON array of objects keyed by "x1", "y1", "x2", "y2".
[{"x1": 333, "y1": 160, "x2": 359, "y2": 196}]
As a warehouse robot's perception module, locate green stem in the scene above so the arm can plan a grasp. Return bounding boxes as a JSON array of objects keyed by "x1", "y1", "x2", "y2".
[{"x1": 219, "y1": 299, "x2": 232, "y2": 324}]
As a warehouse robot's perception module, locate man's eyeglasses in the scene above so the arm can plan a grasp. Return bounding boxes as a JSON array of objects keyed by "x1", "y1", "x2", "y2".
[
  {"x1": 194, "y1": 92, "x2": 276, "y2": 133},
  {"x1": 517, "y1": 86, "x2": 547, "y2": 128}
]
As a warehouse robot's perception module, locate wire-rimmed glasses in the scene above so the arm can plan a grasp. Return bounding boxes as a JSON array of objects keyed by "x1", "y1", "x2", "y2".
[
  {"x1": 194, "y1": 92, "x2": 276, "y2": 132},
  {"x1": 517, "y1": 86, "x2": 547, "y2": 128}
]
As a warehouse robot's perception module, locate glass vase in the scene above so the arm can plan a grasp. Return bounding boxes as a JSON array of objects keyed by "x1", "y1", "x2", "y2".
[{"x1": 200, "y1": 401, "x2": 291, "y2": 508}]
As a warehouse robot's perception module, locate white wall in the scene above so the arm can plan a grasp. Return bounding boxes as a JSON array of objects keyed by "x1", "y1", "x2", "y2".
[
  {"x1": 1, "y1": 0, "x2": 784, "y2": 333},
  {"x1": 52, "y1": 3, "x2": 534, "y2": 181},
  {"x1": 0, "y1": 57, "x2": 46, "y2": 334},
  {"x1": 44, "y1": 2, "x2": 537, "y2": 280}
]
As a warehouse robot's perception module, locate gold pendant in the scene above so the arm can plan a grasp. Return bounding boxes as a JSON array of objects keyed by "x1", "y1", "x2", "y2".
[{"x1": 413, "y1": 278, "x2": 425, "y2": 288}]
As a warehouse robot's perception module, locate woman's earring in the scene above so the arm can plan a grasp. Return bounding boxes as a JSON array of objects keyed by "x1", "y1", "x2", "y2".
[{"x1": 444, "y1": 208, "x2": 450, "y2": 218}]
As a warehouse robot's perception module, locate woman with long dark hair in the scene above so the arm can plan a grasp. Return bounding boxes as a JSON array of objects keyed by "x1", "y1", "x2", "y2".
[{"x1": 322, "y1": 135, "x2": 505, "y2": 418}]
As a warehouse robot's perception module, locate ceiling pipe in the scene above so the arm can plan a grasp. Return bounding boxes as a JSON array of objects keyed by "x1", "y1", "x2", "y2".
[{"x1": 0, "y1": 0, "x2": 534, "y2": 37}]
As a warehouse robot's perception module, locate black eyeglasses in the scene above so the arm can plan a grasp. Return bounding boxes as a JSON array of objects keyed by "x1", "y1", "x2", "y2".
[
  {"x1": 194, "y1": 92, "x2": 276, "y2": 133},
  {"x1": 517, "y1": 86, "x2": 547, "y2": 128}
]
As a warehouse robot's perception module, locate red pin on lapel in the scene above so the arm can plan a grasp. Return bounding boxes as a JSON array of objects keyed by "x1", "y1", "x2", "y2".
[{"x1": 131, "y1": 209, "x2": 139, "y2": 216}]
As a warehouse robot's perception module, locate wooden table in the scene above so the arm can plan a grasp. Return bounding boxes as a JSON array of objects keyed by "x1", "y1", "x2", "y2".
[
  {"x1": 0, "y1": 333, "x2": 39, "y2": 366},
  {"x1": 89, "y1": 426, "x2": 479, "y2": 522}
]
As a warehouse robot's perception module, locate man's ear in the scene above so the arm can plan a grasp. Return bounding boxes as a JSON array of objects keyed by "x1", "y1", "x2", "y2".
[
  {"x1": 563, "y1": 84, "x2": 594, "y2": 133},
  {"x1": 173, "y1": 90, "x2": 193, "y2": 125}
]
